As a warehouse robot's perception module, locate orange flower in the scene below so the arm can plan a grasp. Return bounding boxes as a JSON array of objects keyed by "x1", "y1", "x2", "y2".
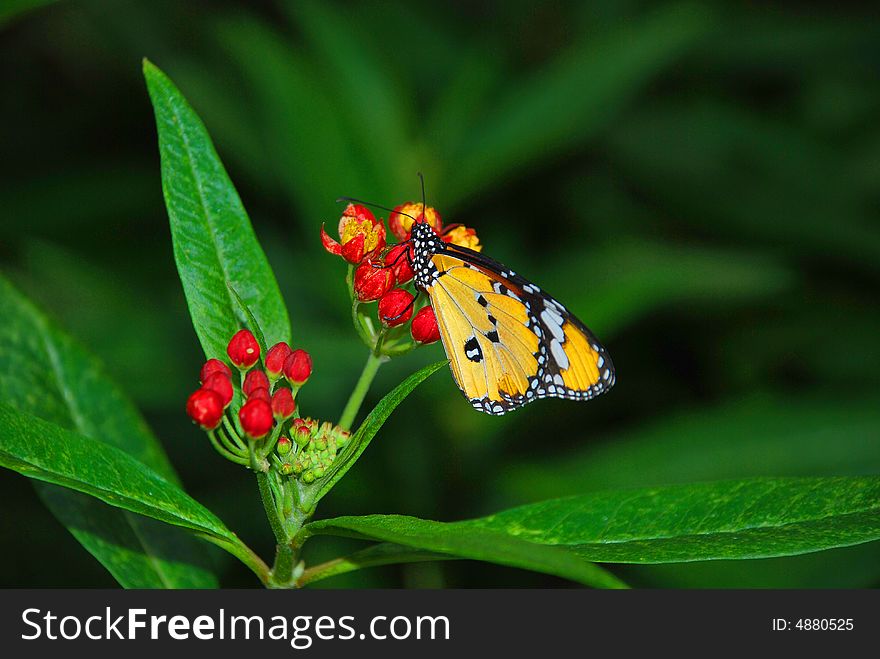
[
  {"x1": 321, "y1": 203, "x2": 386, "y2": 264},
  {"x1": 388, "y1": 202, "x2": 442, "y2": 241},
  {"x1": 442, "y1": 225, "x2": 482, "y2": 252}
]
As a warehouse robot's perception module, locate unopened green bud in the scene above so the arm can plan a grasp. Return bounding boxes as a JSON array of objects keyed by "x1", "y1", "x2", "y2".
[
  {"x1": 293, "y1": 422, "x2": 311, "y2": 448},
  {"x1": 334, "y1": 428, "x2": 351, "y2": 447},
  {"x1": 312, "y1": 465, "x2": 325, "y2": 479},
  {"x1": 279, "y1": 462, "x2": 294, "y2": 476},
  {"x1": 302, "y1": 470, "x2": 316, "y2": 484},
  {"x1": 276, "y1": 436, "x2": 292, "y2": 456}
]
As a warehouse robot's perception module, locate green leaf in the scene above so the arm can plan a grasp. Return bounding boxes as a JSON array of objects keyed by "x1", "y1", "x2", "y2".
[
  {"x1": 496, "y1": 394, "x2": 880, "y2": 503},
  {"x1": 0, "y1": 274, "x2": 217, "y2": 587},
  {"x1": 299, "y1": 543, "x2": 451, "y2": 588},
  {"x1": 308, "y1": 360, "x2": 448, "y2": 507},
  {"x1": 143, "y1": 59, "x2": 291, "y2": 357},
  {"x1": 305, "y1": 477, "x2": 880, "y2": 576},
  {"x1": 475, "y1": 477, "x2": 880, "y2": 562},
  {"x1": 443, "y1": 3, "x2": 712, "y2": 205},
  {"x1": 301, "y1": 516, "x2": 627, "y2": 589},
  {"x1": 0, "y1": 404, "x2": 267, "y2": 581}
]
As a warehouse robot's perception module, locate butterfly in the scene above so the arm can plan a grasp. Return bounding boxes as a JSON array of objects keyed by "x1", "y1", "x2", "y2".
[{"x1": 406, "y1": 219, "x2": 615, "y2": 415}]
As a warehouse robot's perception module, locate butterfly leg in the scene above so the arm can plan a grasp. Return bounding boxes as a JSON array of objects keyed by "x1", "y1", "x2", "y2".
[{"x1": 385, "y1": 290, "x2": 421, "y2": 322}]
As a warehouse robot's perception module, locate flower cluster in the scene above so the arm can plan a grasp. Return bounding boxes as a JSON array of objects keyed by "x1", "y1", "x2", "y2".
[
  {"x1": 322, "y1": 201, "x2": 480, "y2": 352},
  {"x1": 185, "y1": 329, "x2": 345, "y2": 482}
]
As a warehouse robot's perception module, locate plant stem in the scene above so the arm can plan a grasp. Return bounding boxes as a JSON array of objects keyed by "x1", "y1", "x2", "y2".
[
  {"x1": 207, "y1": 430, "x2": 249, "y2": 465},
  {"x1": 270, "y1": 544, "x2": 295, "y2": 587},
  {"x1": 257, "y1": 471, "x2": 286, "y2": 545},
  {"x1": 338, "y1": 351, "x2": 385, "y2": 431},
  {"x1": 257, "y1": 471, "x2": 302, "y2": 587}
]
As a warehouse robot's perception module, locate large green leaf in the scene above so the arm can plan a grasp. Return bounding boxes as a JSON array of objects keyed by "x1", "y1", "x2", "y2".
[
  {"x1": 301, "y1": 516, "x2": 626, "y2": 589},
  {"x1": 0, "y1": 404, "x2": 266, "y2": 581},
  {"x1": 143, "y1": 59, "x2": 291, "y2": 357},
  {"x1": 0, "y1": 275, "x2": 216, "y2": 587},
  {"x1": 305, "y1": 477, "x2": 880, "y2": 577},
  {"x1": 496, "y1": 394, "x2": 880, "y2": 503}
]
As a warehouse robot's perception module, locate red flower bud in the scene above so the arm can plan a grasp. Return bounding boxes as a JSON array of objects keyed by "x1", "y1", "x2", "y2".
[
  {"x1": 385, "y1": 243, "x2": 414, "y2": 284},
  {"x1": 410, "y1": 305, "x2": 441, "y2": 344},
  {"x1": 239, "y1": 398, "x2": 274, "y2": 439},
  {"x1": 199, "y1": 358, "x2": 232, "y2": 384},
  {"x1": 243, "y1": 369, "x2": 270, "y2": 397},
  {"x1": 284, "y1": 349, "x2": 312, "y2": 385},
  {"x1": 186, "y1": 388, "x2": 224, "y2": 430},
  {"x1": 202, "y1": 372, "x2": 233, "y2": 407},
  {"x1": 227, "y1": 329, "x2": 260, "y2": 369},
  {"x1": 389, "y1": 202, "x2": 442, "y2": 241},
  {"x1": 247, "y1": 386, "x2": 271, "y2": 403},
  {"x1": 265, "y1": 342, "x2": 292, "y2": 379},
  {"x1": 378, "y1": 289, "x2": 414, "y2": 327},
  {"x1": 353, "y1": 259, "x2": 394, "y2": 302},
  {"x1": 271, "y1": 387, "x2": 296, "y2": 420}
]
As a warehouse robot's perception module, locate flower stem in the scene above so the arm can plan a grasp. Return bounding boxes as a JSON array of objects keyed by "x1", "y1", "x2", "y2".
[
  {"x1": 338, "y1": 351, "x2": 385, "y2": 431},
  {"x1": 256, "y1": 470, "x2": 300, "y2": 587},
  {"x1": 257, "y1": 471, "x2": 286, "y2": 545}
]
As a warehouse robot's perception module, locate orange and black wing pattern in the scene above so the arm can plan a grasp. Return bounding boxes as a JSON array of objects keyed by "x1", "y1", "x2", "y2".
[{"x1": 410, "y1": 222, "x2": 614, "y2": 415}]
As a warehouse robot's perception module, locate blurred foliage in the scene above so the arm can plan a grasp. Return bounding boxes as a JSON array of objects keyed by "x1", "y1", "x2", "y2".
[{"x1": 1, "y1": 0, "x2": 878, "y2": 588}]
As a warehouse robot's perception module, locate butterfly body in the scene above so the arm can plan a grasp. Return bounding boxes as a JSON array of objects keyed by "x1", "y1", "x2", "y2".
[{"x1": 409, "y1": 222, "x2": 615, "y2": 415}]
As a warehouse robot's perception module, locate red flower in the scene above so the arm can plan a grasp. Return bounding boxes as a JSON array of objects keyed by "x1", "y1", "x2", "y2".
[
  {"x1": 239, "y1": 399, "x2": 274, "y2": 439},
  {"x1": 227, "y1": 329, "x2": 260, "y2": 369},
  {"x1": 284, "y1": 349, "x2": 312, "y2": 385},
  {"x1": 199, "y1": 358, "x2": 231, "y2": 384},
  {"x1": 247, "y1": 387, "x2": 271, "y2": 403},
  {"x1": 353, "y1": 259, "x2": 394, "y2": 302},
  {"x1": 410, "y1": 305, "x2": 441, "y2": 344},
  {"x1": 243, "y1": 369, "x2": 270, "y2": 397},
  {"x1": 442, "y1": 225, "x2": 481, "y2": 252},
  {"x1": 321, "y1": 203, "x2": 386, "y2": 264},
  {"x1": 265, "y1": 342, "x2": 292, "y2": 379},
  {"x1": 388, "y1": 202, "x2": 442, "y2": 241},
  {"x1": 186, "y1": 389, "x2": 224, "y2": 430},
  {"x1": 271, "y1": 388, "x2": 296, "y2": 420},
  {"x1": 385, "y1": 243, "x2": 414, "y2": 284},
  {"x1": 202, "y1": 372, "x2": 233, "y2": 407},
  {"x1": 378, "y1": 288, "x2": 414, "y2": 327}
]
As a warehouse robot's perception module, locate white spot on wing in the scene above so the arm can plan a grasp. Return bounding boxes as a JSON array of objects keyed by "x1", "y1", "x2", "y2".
[{"x1": 550, "y1": 339, "x2": 570, "y2": 370}]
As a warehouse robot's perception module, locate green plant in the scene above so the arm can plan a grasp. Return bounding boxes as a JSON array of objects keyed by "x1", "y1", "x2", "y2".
[{"x1": 0, "y1": 58, "x2": 877, "y2": 589}]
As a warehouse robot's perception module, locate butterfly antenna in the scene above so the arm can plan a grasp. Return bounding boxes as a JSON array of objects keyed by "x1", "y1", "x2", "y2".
[
  {"x1": 417, "y1": 172, "x2": 427, "y2": 222},
  {"x1": 335, "y1": 196, "x2": 418, "y2": 222}
]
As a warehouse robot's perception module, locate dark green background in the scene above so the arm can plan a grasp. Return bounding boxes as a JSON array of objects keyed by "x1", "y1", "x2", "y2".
[{"x1": 2, "y1": 0, "x2": 879, "y2": 587}]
